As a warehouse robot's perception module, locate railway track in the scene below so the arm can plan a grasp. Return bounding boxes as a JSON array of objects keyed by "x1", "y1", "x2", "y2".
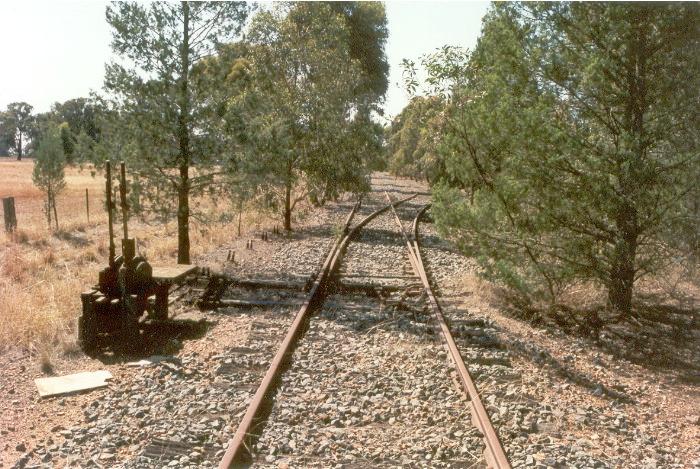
[
  {"x1": 218, "y1": 187, "x2": 512, "y2": 468},
  {"x1": 390, "y1": 196, "x2": 510, "y2": 469},
  {"x1": 9, "y1": 175, "x2": 683, "y2": 469}
]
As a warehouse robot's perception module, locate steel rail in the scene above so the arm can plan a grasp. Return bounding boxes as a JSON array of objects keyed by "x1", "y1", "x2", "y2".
[
  {"x1": 327, "y1": 194, "x2": 417, "y2": 280},
  {"x1": 218, "y1": 199, "x2": 360, "y2": 468},
  {"x1": 219, "y1": 194, "x2": 416, "y2": 468},
  {"x1": 386, "y1": 198, "x2": 512, "y2": 469},
  {"x1": 383, "y1": 192, "x2": 421, "y2": 275}
]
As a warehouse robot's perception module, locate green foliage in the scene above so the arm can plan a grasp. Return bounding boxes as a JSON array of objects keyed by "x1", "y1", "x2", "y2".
[
  {"x1": 2, "y1": 102, "x2": 34, "y2": 159},
  {"x1": 32, "y1": 125, "x2": 66, "y2": 229},
  {"x1": 103, "y1": 1, "x2": 250, "y2": 263},
  {"x1": 387, "y1": 45, "x2": 471, "y2": 181},
  {"x1": 224, "y1": 3, "x2": 378, "y2": 230},
  {"x1": 406, "y1": 2, "x2": 699, "y2": 317},
  {"x1": 329, "y1": 2, "x2": 390, "y2": 104},
  {"x1": 401, "y1": 45, "x2": 470, "y2": 99},
  {"x1": 27, "y1": 111, "x2": 52, "y2": 155},
  {"x1": 58, "y1": 122, "x2": 74, "y2": 159},
  {"x1": 0, "y1": 112, "x2": 13, "y2": 156},
  {"x1": 386, "y1": 95, "x2": 445, "y2": 181},
  {"x1": 32, "y1": 127, "x2": 66, "y2": 193},
  {"x1": 18, "y1": 97, "x2": 104, "y2": 164},
  {"x1": 51, "y1": 98, "x2": 101, "y2": 142},
  {"x1": 45, "y1": 98, "x2": 103, "y2": 163}
]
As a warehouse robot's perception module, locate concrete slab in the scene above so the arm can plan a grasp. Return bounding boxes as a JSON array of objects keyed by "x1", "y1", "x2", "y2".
[{"x1": 35, "y1": 370, "x2": 113, "y2": 398}]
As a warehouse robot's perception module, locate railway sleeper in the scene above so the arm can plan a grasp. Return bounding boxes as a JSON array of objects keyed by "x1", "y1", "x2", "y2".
[
  {"x1": 215, "y1": 353, "x2": 268, "y2": 367},
  {"x1": 216, "y1": 362, "x2": 270, "y2": 375},
  {"x1": 393, "y1": 318, "x2": 435, "y2": 335},
  {"x1": 461, "y1": 334, "x2": 505, "y2": 349},
  {"x1": 335, "y1": 281, "x2": 422, "y2": 296},
  {"x1": 464, "y1": 359, "x2": 513, "y2": 382},
  {"x1": 338, "y1": 272, "x2": 420, "y2": 280},
  {"x1": 140, "y1": 438, "x2": 217, "y2": 462},
  {"x1": 428, "y1": 323, "x2": 504, "y2": 349},
  {"x1": 463, "y1": 354, "x2": 512, "y2": 367},
  {"x1": 448, "y1": 317, "x2": 491, "y2": 328},
  {"x1": 451, "y1": 326, "x2": 500, "y2": 339},
  {"x1": 227, "y1": 346, "x2": 258, "y2": 354},
  {"x1": 196, "y1": 273, "x2": 310, "y2": 310}
]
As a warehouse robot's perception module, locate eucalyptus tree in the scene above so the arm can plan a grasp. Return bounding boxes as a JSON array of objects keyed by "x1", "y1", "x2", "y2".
[
  {"x1": 329, "y1": 2, "x2": 389, "y2": 108},
  {"x1": 0, "y1": 112, "x2": 13, "y2": 156},
  {"x1": 227, "y1": 3, "x2": 373, "y2": 231},
  {"x1": 386, "y1": 95, "x2": 445, "y2": 181},
  {"x1": 388, "y1": 45, "x2": 471, "y2": 184},
  {"x1": 104, "y1": 1, "x2": 250, "y2": 264},
  {"x1": 50, "y1": 98, "x2": 102, "y2": 162},
  {"x1": 51, "y1": 98, "x2": 101, "y2": 142},
  {"x1": 1, "y1": 102, "x2": 34, "y2": 160},
  {"x1": 330, "y1": 1, "x2": 390, "y2": 173}
]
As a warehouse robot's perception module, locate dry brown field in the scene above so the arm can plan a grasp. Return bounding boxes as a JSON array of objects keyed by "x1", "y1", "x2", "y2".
[{"x1": 0, "y1": 158, "x2": 265, "y2": 365}]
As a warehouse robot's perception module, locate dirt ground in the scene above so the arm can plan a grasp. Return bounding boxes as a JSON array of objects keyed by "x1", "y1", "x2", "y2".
[
  {"x1": 0, "y1": 158, "x2": 282, "y2": 353},
  {"x1": 0, "y1": 226, "x2": 307, "y2": 468},
  {"x1": 449, "y1": 272, "x2": 700, "y2": 467}
]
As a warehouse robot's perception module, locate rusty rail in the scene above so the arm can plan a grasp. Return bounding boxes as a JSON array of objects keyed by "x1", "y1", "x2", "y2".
[
  {"x1": 327, "y1": 194, "x2": 417, "y2": 280},
  {"x1": 386, "y1": 196, "x2": 512, "y2": 469},
  {"x1": 219, "y1": 194, "x2": 416, "y2": 468}
]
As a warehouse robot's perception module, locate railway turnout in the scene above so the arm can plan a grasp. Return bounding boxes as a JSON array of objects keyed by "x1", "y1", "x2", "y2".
[
  {"x1": 216, "y1": 187, "x2": 511, "y2": 468},
  {"x1": 67, "y1": 171, "x2": 514, "y2": 468}
]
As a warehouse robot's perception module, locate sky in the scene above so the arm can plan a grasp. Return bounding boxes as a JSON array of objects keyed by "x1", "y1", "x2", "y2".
[{"x1": 0, "y1": 1, "x2": 489, "y2": 121}]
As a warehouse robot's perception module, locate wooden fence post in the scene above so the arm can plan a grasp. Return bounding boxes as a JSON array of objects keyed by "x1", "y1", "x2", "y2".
[{"x1": 2, "y1": 197, "x2": 17, "y2": 232}]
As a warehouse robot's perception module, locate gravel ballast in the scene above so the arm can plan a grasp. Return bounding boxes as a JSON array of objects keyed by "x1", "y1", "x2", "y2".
[{"x1": 7, "y1": 174, "x2": 697, "y2": 469}]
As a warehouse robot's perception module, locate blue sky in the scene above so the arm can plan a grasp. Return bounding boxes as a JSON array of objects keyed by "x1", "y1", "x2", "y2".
[{"x1": 0, "y1": 1, "x2": 489, "y2": 120}]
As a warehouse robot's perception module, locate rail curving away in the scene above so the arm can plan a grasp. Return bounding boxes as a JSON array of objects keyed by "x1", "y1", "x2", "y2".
[{"x1": 385, "y1": 196, "x2": 512, "y2": 469}]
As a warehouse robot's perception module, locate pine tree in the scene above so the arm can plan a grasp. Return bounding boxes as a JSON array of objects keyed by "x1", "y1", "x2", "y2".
[
  {"x1": 426, "y1": 2, "x2": 699, "y2": 318},
  {"x1": 104, "y1": 1, "x2": 250, "y2": 264}
]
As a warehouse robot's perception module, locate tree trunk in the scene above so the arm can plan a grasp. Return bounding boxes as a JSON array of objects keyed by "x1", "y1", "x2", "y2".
[
  {"x1": 608, "y1": 203, "x2": 637, "y2": 316},
  {"x1": 52, "y1": 193, "x2": 59, "y2": 230},
  {"x1": 284, "y1": 179, "x2": 292, "y2": 232},
  {"x1": 283, "y1": 158, "x2": 293, "y2": 232},
  {"x1": 177, "y1": 169, "x2": 190, "y2": 264},
  {"x1": 46, "y1": 187, "x2": 52, "y2": 229},
  {"x1": 692, "y1": 189, "x2": 700, "y2": 267},
  {"x1": 176, "y1": 1, "x2": 191, "y2": 265},
  {"x1": 17, "y1": 132, "x2": 22, "y2": 161},
  {"x1": 237, "y1": 201, "x2": 242, "y2": 236},
  {"x1": 607, "y1": 18, "x2": 646, "y2": 318}
]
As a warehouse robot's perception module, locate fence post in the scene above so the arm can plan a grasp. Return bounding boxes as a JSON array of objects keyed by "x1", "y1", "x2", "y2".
[
  {"x1": 85, "y1": 188, "x2": 90, "y2": 223},
  {"x1": 3, "y1": 197, "x2": 17, "y2": 232}
]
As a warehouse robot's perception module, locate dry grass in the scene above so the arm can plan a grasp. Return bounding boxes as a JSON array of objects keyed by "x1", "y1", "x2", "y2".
[
  {"x1": 459, "y1": 251, "x2": 700, "y2": 316},
  {"x1": 0, "y1": 158, "x2": 271, "y2": 362},
  {"x1": 0, "y1": 159, "x2": 106, "y2": 235}
]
